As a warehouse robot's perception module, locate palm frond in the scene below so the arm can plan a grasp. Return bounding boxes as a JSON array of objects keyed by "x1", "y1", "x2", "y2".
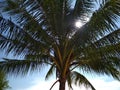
[
  {"x1": 70, "y1": 71, "x2": 96, "y2": 90},
  {"x1": 2, "y1": 0, "x2": 50, "y2": 39},
  {"x1": 0, "y1": 58, "x2": 48, "y2": 76},
  {"x1": 87, "y1": 0, "x2": 120, "y2": 39},
  {"x1": 73, "y1": 0, "x2": 120, "y2": 46},
  {"x1": 45, "y1": 64, "x2": 55, "y2": 80},
  {"x1": 0, "y1": 16, "x2": 51, "y2": 56},
  {"x1": 75, "y1": 56, "x2": 120, "y2": 80},
  {"x1": 73, "y1": 0, "x2": 96, "y2": 17},
  {"x1": 93, "y1": 28, "x2": 120, "y2": 46},
  {"x1": 66, "y1": 72, "x2": 73, "y2": 90},
  {"x1": 70, "y1": 43, "x2": 120, "y2": 80}
]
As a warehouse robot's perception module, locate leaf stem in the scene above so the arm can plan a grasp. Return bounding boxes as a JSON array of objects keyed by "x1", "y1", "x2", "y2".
[{"x1": 49, "y1": 79, "x2": 59, "y2": 90}]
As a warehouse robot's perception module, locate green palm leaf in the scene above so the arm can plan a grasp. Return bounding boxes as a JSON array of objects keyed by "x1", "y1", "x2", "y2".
[
  {"x1": 0, "y1": 58, "x2": 48, "y2": 76},
  {"x1": 45, "y1": 64, "x2": 55, "y2": 80},
  {"x1": 71, "y1": 71, "x2": 95, "y2": 90}
]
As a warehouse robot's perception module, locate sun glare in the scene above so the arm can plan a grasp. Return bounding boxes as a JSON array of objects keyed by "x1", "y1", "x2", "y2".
[{"x1": 75, "y1": 20, "x2": 83, "y2": 28}]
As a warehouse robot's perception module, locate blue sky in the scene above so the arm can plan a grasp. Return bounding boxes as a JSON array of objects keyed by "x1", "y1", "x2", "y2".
[{"x1": 6, "y1": 71, "x2": 120, "y2": 90}]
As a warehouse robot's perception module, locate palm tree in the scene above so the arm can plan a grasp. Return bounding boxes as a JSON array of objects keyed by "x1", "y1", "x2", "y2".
[
  {"x1": 0, "y1": 0, "x2": 120, "y2": 90},
  {"x1": 0, "y1": 71, "x2": 10, "y2": 90}
]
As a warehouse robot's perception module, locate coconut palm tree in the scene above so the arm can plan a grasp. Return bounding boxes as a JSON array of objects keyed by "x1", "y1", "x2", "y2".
[
  {"x1": 0, "y1": 0, "x2": 120, "y2": 90},
  {"x1": 0, "y1": 71, "x2": 10, "y2": 90}
]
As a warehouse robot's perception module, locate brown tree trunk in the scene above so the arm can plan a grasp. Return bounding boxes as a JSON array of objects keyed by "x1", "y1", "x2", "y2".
[{"x1": 59, "y1": 78, "x2": 66, "y2": 90}]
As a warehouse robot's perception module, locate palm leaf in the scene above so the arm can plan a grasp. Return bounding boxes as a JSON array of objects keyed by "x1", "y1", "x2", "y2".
[
  {"x1": 45, "y1": 64, "x2": 55, "y2": 80},
  {"x1": 75, "y1": 57, "x2": 120, "y2": 81},
  {"x1": 0, "y1": 16, "x2": 51, "y2": 56},
  {"x1": 73, "y1": 0, "x2": 96, "y2": 17},
  {"x1": 70, "y1": 71, "x2": 96, "y2": 90},
  {"x1": 93, "y1": 28, "x2": 120, "y2": 46},
  {"x1": 73, "y1": 0, "x2": 120, "y2": 46},
  {"x1": 70, "y1": 43, "x2": 120, "y2": 80},
  {"x1": 0, "y1": 58, "x2": 48, "y2": 76}
]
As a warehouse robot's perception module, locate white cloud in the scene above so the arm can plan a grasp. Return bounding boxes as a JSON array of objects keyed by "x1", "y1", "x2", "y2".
[
  {"x1": 91, "y1": 79, "x2": 120, "y2": 90},
  {"x1": 22, "y1": 77, "x2": 120, "y2": 90},
  {"x1": 22, "y1": 78, "x2": 89, "y2": 90}
]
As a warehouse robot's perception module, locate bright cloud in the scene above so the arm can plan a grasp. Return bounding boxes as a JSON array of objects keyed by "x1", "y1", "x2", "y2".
[
  {"x1": 23, "y1": 80, "x2": 88, "y2": 90},
  {"x1": 91, "y1": 79, "x2": 120, "y2": 90},
  {"x1": 7, "y1": 74, "x2": 120, "y2": 90},
  {"x1": 21, "y1": 77, "x2": 120, "y2": 90}
]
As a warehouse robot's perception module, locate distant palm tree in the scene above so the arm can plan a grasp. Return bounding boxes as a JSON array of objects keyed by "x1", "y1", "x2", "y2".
[
  {"x1": 0, "y1": 71, "x2": 10, "y2": 90},
  {"x1": 0, "y1": 0, "x2": 120, "y2": 90}
]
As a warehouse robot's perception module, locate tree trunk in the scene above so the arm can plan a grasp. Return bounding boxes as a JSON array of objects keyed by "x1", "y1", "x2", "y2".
[{"x1": 59, "y1": 78, "x2": 66, "y2": 90}]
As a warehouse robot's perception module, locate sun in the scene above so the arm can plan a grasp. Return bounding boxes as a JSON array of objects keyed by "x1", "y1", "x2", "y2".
[{"x1": 75, "y1": 20, "x2": 83, "y2": 28}]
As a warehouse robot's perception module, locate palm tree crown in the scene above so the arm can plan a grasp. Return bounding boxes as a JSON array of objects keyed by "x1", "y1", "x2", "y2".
[{"x1": 0, "y1": 0, "x2": 120, "y2": 90}]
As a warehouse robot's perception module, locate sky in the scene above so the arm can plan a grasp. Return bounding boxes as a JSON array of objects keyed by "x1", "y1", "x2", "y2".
[{"x1": 6, "y1": 71, "x2": 120, "y2": 90}]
